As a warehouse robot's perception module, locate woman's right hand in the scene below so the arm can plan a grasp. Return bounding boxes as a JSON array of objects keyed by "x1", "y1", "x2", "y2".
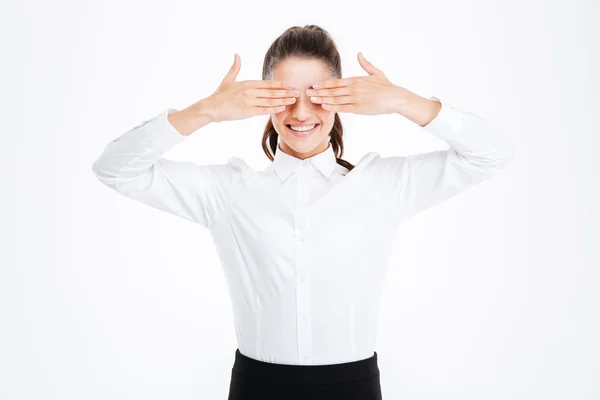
[{"x1": 195, "y1": 54, "x2": 299, "y2": 123}]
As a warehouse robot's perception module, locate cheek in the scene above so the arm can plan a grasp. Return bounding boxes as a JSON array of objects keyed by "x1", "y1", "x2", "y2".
[
  {"x1": 318, "y1": 111, "x2": 334, "y2": 125},
  {"x1": 272, "y1": 115, "x2": 286, "y2": 129}
]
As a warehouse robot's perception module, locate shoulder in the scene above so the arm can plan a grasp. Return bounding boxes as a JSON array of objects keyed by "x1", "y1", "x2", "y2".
[
  {"x1": 351, "y1": 151, "x2": 397, "y2": 174},
  {"x1": 226, "y1": 156, "x2": 251, "y2": 172},
  {"x1": 331, "y1": 151, "x2": 381, "y2": 177},
  {"x1": 225, "y1": 156, "x2": 266, "y2": 182},
  {"x1": 351, "y1": 152, "x2": 406, "y2": 184},
  {"x1": 356, "y1": 151, "x2": 380, "y2": 167}
]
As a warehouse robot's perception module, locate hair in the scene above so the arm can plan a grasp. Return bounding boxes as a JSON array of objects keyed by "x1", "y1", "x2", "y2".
[{"x1": 260, "y1": 25, "x2": 355, "y2": 172}]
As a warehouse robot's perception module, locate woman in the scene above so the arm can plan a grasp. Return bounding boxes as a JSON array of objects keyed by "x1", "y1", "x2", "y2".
[{"x1": 92, "y1": 25, "x2": 515, "y2": 400}]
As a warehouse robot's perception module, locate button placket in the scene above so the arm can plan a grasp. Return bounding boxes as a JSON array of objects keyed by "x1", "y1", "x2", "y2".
[{"x1": 295, "y1": 166, "x2": 312, "y2": 362}]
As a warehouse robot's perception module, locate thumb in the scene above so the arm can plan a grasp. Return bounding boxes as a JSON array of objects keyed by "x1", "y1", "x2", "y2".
[
  {"x1": 219, "y1": 53, "x2": 241, "y2": 87},
  {"x1": 357, "y1": 52, "x2": 383, "y2": 75}
]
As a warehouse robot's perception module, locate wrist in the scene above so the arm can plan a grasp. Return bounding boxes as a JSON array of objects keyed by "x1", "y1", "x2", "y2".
[
  {"x1": 395, "y1": 90, "x2": 441, "y2": 127},
  {"x1": 168, "y1": 102, "x2": 213, "y2": 136},
  {"x1": 190, "y1": 97, "x2": 217, "y2": 124}
]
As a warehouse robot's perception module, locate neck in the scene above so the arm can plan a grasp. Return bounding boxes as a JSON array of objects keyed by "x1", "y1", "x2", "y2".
[{"x1": 278, "y1": 141, "x2": 330, "y2": 160}]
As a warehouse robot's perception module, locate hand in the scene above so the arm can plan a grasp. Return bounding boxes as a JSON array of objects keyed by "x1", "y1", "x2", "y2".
[
  {"x1": 197, "y1": 54, "x2": 300, "y2": 123},
  {"x1": 306, "y1": 52, "x2": 416, "y2": 115}
]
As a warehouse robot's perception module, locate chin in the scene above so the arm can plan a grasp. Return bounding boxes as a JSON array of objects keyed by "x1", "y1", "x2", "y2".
[{"x1": 281, "y1": 136, "x2": 328, "y2": 154}]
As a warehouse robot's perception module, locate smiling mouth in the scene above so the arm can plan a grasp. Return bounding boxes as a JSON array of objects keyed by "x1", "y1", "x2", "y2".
[{"x1": 286, "y1": 124, "x2": 320, "y2": 136}]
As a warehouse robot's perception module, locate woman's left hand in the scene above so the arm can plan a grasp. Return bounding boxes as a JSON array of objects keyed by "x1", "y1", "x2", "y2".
[{"x1": 306, "y1": 52, "x2": 416, "y2": 115}]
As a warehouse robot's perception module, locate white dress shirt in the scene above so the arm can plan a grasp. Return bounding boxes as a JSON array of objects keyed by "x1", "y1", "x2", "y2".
[{"x1": 92, "y1": 98, "x2": 515, "y2": 366}]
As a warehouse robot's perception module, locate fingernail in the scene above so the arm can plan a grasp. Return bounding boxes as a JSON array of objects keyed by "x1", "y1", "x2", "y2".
[
  {"x1": 287, "y1": 84, "x2": 295, "y2": 88},
  {"x1": 312, "y1": 84, "x2": 319, "y2": 89}
]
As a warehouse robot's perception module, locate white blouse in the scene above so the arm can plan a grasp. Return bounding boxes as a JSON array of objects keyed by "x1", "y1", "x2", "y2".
[{"x1": 91, "y1": 98, "x2": 515, "y2": 366}]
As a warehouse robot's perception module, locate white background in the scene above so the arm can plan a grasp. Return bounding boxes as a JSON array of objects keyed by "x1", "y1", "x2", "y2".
[{"x1": 1, "y1": 0, "x2": 598, "y2": 399}]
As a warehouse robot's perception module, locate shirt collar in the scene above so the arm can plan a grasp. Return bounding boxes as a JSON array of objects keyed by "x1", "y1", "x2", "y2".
[{"x1": 272, "y1": 142, "x2": 337, "y2": 181}]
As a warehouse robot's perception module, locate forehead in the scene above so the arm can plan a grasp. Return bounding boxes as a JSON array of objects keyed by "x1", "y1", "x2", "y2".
[{"x1": 272, "y1": 57, "x2": 331, "y2": 89}]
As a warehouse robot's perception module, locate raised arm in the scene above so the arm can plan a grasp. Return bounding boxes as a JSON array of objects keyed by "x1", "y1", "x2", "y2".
[
  {"x1": 92, "y1": 54, "x2": 304, "y2": 228},
  {"x1": 374, "y1": 96, "x2": 516, "y2": 222},
  {"x1": 91, "y1": 106, "x2": 241, "y2": 228}
]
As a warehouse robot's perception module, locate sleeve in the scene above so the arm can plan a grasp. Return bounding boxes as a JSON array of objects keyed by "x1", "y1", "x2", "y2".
[
  {"x1": 91, "y1": 108, "x2": 241, "y2": 228},
  {"x1": 374, "y1": 97, "x2": 516, "y2": 222}
]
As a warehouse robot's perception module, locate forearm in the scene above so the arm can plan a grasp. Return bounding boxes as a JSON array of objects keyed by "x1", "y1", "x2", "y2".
[
  {"x1": 412, "y1": 97, "x2": 516, "y2": 169},
  {"x1": 92, "y1": 108, "x2": 187, "y2": 187},
  {"x1": 394, "y1": 88, "x2": 442, "y2": 127}
]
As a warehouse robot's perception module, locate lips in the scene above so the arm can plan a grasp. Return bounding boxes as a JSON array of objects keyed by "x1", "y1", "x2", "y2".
[{"x1": 286, "y1": 124, "x2": 320, "y2": 137}]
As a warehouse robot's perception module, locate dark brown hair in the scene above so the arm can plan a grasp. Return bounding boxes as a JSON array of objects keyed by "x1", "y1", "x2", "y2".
[{"x1": 260, "y1": 25, "x2": 355, "y2": 172}]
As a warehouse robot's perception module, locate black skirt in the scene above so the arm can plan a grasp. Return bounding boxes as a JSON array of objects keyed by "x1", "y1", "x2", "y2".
[{"x1": 227, "y1": 348, "x2": 383, "y2": 400}]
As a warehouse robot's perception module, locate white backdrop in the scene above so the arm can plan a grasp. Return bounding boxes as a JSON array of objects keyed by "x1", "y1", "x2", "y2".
[{"x1": 1, "y1": 0, "x2": 598, "y2": 399}]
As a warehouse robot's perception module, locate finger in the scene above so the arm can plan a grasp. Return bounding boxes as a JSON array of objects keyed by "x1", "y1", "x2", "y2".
[
  {"x1": 307, "y1": 86, "x2": 352, "y2": 97},
  {"x1": 320, "y1": 103, "x2": 350, "y2": 112},
  {"x1": 219, "y1": 53, "x2": 241, "y2": 87},
  {"x1": 247, "y1": 88, "x2": 300, "y2": 98},
  {"x1": 255, "y1": 105, "x2": 287, "y2": 116},
  {"x1": 246, "y1": 80, "x2": 295, "y2": 89},
  {"x1": 312, "y1": 77, "x2": 354, "y2": 89},
  {"x1": 246, "y1": 96, "x2": 297, "y2": 107},
  {"x1": 358, "y1": 52, "x2": 383, "y2": 75},
  {"x1": 310, "y1": 95, "x2": 354, "y2": 105}
]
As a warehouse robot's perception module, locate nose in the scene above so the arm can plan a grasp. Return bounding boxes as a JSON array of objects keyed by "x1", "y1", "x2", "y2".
[{"x1": 290, "y1": 91, "x2": 314, "y2": 120}]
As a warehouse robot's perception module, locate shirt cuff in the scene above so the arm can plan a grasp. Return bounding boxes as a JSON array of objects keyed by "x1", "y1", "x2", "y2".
[
  {"x1": 422, "y1": 96, "x2": 464, "y2": 135},
  {"x1": 140, "y1": 108, "x2": 188, "y2": 150},
  {"x1": 420, "y1": 96, "x2": 515, "y2": 162},
  {"x1": 164, "y1": 107, "x2": 187, "y2": 136}
]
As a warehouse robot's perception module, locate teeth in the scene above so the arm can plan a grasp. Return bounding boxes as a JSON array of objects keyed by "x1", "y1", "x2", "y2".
[{"x1": 289, "y1": 124, "x2": 316, "y2": 132}]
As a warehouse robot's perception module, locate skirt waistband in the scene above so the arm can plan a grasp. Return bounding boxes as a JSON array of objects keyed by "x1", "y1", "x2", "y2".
[{"x1": 231, "y1": 348, "x2": 380, "y2": 385}]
